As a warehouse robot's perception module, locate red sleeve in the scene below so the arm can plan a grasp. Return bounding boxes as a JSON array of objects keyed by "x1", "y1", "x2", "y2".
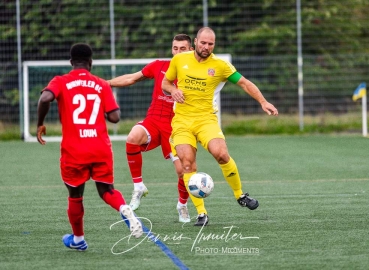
[
  {"x1": 43, "y1": 76, "x2": 62, "y2": 97},
  {"x1": 141, "y1": 60, "x2": 160, "y2": 79}
]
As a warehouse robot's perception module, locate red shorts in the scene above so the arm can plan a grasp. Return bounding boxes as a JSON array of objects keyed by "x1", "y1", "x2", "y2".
[
  {"x1": 60, "y1": 160, "x2": 114, "y2": 187},
  {"x1": 136, "y1": 117, "x2": 172, "y2": 159}
]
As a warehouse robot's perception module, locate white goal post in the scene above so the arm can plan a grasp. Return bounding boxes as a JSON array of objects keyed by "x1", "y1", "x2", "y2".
[{"x1": 22, "y1": 54, "x2": 231, "y2": 142}]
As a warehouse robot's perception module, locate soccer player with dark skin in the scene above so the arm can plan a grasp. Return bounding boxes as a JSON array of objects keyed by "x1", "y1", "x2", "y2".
[
  {"x1": 37, "y1": 43, "x2": 143, "y2": 251},
  {"x1": 162, "y1": 27, "x2": 278, "y2": 226},
  {"x1": 107, "y1": 34, "x2": 194, "y2": 223}
]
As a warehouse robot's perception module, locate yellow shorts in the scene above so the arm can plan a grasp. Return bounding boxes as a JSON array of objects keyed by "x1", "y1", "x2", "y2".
[{"x1": 170, "y1": 113, "x2": 225, "y2": 151}]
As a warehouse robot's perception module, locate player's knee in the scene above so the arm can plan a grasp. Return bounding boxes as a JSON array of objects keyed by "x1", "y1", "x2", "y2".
[
  {"x1": 214, "y1": 152, "x2": 230, "y2": 164},
  {"x1": 127, "y1": 126, "x2": 148, "y2": 144},
  {"x1": 96, "y1": 183, "x2": 113, "y2": 199},
  {"x1": 182, "y1": 163, "x2": 196, "y2": 173},
  {"x1": 126, "y1": 134, "x2": 141, "y2": 144}
]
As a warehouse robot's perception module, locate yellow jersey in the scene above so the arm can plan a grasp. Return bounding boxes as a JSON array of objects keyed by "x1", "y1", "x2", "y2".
[{"x1": 165, "y1": 51, "x2": 236, "y2": 117}]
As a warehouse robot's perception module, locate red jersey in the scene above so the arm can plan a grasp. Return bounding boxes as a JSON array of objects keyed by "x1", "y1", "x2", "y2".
[
  {"x1": 44, "y1": 69, "x2": 119, "y2": 164},
  {"x1": 141, "y1": 60, "x2": 175, "y2": 123}
]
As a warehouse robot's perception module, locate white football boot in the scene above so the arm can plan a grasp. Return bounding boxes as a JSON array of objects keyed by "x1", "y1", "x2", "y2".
[
  {"x1": 129, "y1": 187, "x2": 149, "y2": 210},
  {"x1": 177, "y1": 204, "x2": 191, "y2": 223},
  {"x1": 120, "y1": 205, "x2": 143, "y2": 238}
]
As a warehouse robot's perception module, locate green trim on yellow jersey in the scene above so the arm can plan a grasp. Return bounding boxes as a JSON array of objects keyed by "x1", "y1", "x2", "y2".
[
  {"x1": 227, "y1": 72, "x2": 242, "y2": 84},
  {"x1": 166, "y1": 52, "x2": 237, "y2": 116}
]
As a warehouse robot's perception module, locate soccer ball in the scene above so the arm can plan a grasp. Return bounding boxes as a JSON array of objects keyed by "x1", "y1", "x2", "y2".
[{"x1": 188, "y1": 172, "x2": 214, "y2": 198}]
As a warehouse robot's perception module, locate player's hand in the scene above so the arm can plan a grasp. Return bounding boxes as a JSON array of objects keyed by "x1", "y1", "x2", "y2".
[
  {"x1": 261, "y1": 101, "x2": 278, "y2": 116},
  {"x1": 171, "y1": 89, "x2": 185, "y2": 104},
  {"x1": 37, "y1": 125, "x2": 47, "y2": 145}
]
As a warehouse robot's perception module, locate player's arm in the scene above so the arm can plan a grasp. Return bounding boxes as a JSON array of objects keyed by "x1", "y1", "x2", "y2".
[
  {"x1": 162, "y1": 56, "x2": 185, "y2": 103},
  {"x1": 37, "y1": 90, "x2": 55, "y2": 145},
  {"x1": 162, "y1": 77, "x2": 185, "y2": 104},
  {"x1": 107, "y1": 71, "x2": 147, "y2": 88},
  {"x1": 232, "y1": 74, "x2": 278, "y2": 116},
  {"x1": 106, "y1": 109, "x2": 120, "y2": 124}
]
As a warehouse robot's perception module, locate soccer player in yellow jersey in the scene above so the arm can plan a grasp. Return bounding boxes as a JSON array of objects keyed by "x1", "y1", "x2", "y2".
[{"x1": 162, "y1": 27, "x2": 278, "y2": 226}]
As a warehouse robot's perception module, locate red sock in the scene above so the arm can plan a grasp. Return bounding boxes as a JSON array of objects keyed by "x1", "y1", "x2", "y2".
[
  {"x1": 178, "y1": 178, "x2": 189, "y2": 204},
  {"x1": 126, "y1": 142, "x2": 143, "y2": 183},
  {"x1": 67, "y1": 197, "x2": 84, "y2": 237},
  {"x1": 103, "y1": 189, "x2": 126, "y2": 211}
]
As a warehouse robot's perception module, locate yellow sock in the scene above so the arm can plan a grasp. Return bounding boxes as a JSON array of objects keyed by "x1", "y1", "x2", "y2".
[
  {"x1": 184, "y1": 172, "x2": 207, "y2": 215},
  {"x1": 219, "y1": 157, "x2": 243, "y2": 199}
]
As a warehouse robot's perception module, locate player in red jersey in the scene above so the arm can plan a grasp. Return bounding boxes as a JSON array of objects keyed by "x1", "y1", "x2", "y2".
[
  {"x1": 37, "y1": 43, "x2": 143, "y2": 251},
  {"x1": 107, "y1": 34, "x2": 193, "y2": 223}
]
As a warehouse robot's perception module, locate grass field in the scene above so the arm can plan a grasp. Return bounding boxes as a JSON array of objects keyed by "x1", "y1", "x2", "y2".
[{"x1": 1, "y1": 135, "x2": 369, "y2": 270}]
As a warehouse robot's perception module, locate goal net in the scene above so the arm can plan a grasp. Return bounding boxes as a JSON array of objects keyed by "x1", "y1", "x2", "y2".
[{"x1": 22, "y1": 55, "x2": 231, "y2": 142}]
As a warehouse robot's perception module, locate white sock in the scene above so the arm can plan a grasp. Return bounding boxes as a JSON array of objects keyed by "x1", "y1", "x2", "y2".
[
  {"x1": 134, "y1": 182, "x2": 146, "y2": 191},
  {"x1": 177, "y1": 201, "x2": 187, "y2": 209},
  {"x1": 74, "y1": 235, "x2": 84, "y2": 243}
]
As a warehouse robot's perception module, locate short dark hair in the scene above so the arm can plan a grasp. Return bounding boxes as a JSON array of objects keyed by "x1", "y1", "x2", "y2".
[
  {"x1": 70, "y1": 43, "x2": 92, "y2": 62},
  {"x1": 173, "y1": 34, "x2": 192, "y2": 45}
]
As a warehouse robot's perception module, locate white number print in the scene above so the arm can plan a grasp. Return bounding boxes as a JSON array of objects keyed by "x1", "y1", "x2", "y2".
[{"x1": 73, "y1": 94, "x2": 101, "y2": 125}]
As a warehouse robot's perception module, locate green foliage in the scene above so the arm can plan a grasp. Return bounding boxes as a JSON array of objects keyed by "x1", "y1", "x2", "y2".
[
  {"x1": 2, "y1": 0, "x2": 369, "y2": 124},
  {"x1": 2, "y1": 0, "x2": 369, "y2": 59},
  {"x1": 116, "y1": 0, "x2": 203, "y2": 58},
  {"x1": 3, "y1": 88, "x2": 19, "y2": 106}
]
